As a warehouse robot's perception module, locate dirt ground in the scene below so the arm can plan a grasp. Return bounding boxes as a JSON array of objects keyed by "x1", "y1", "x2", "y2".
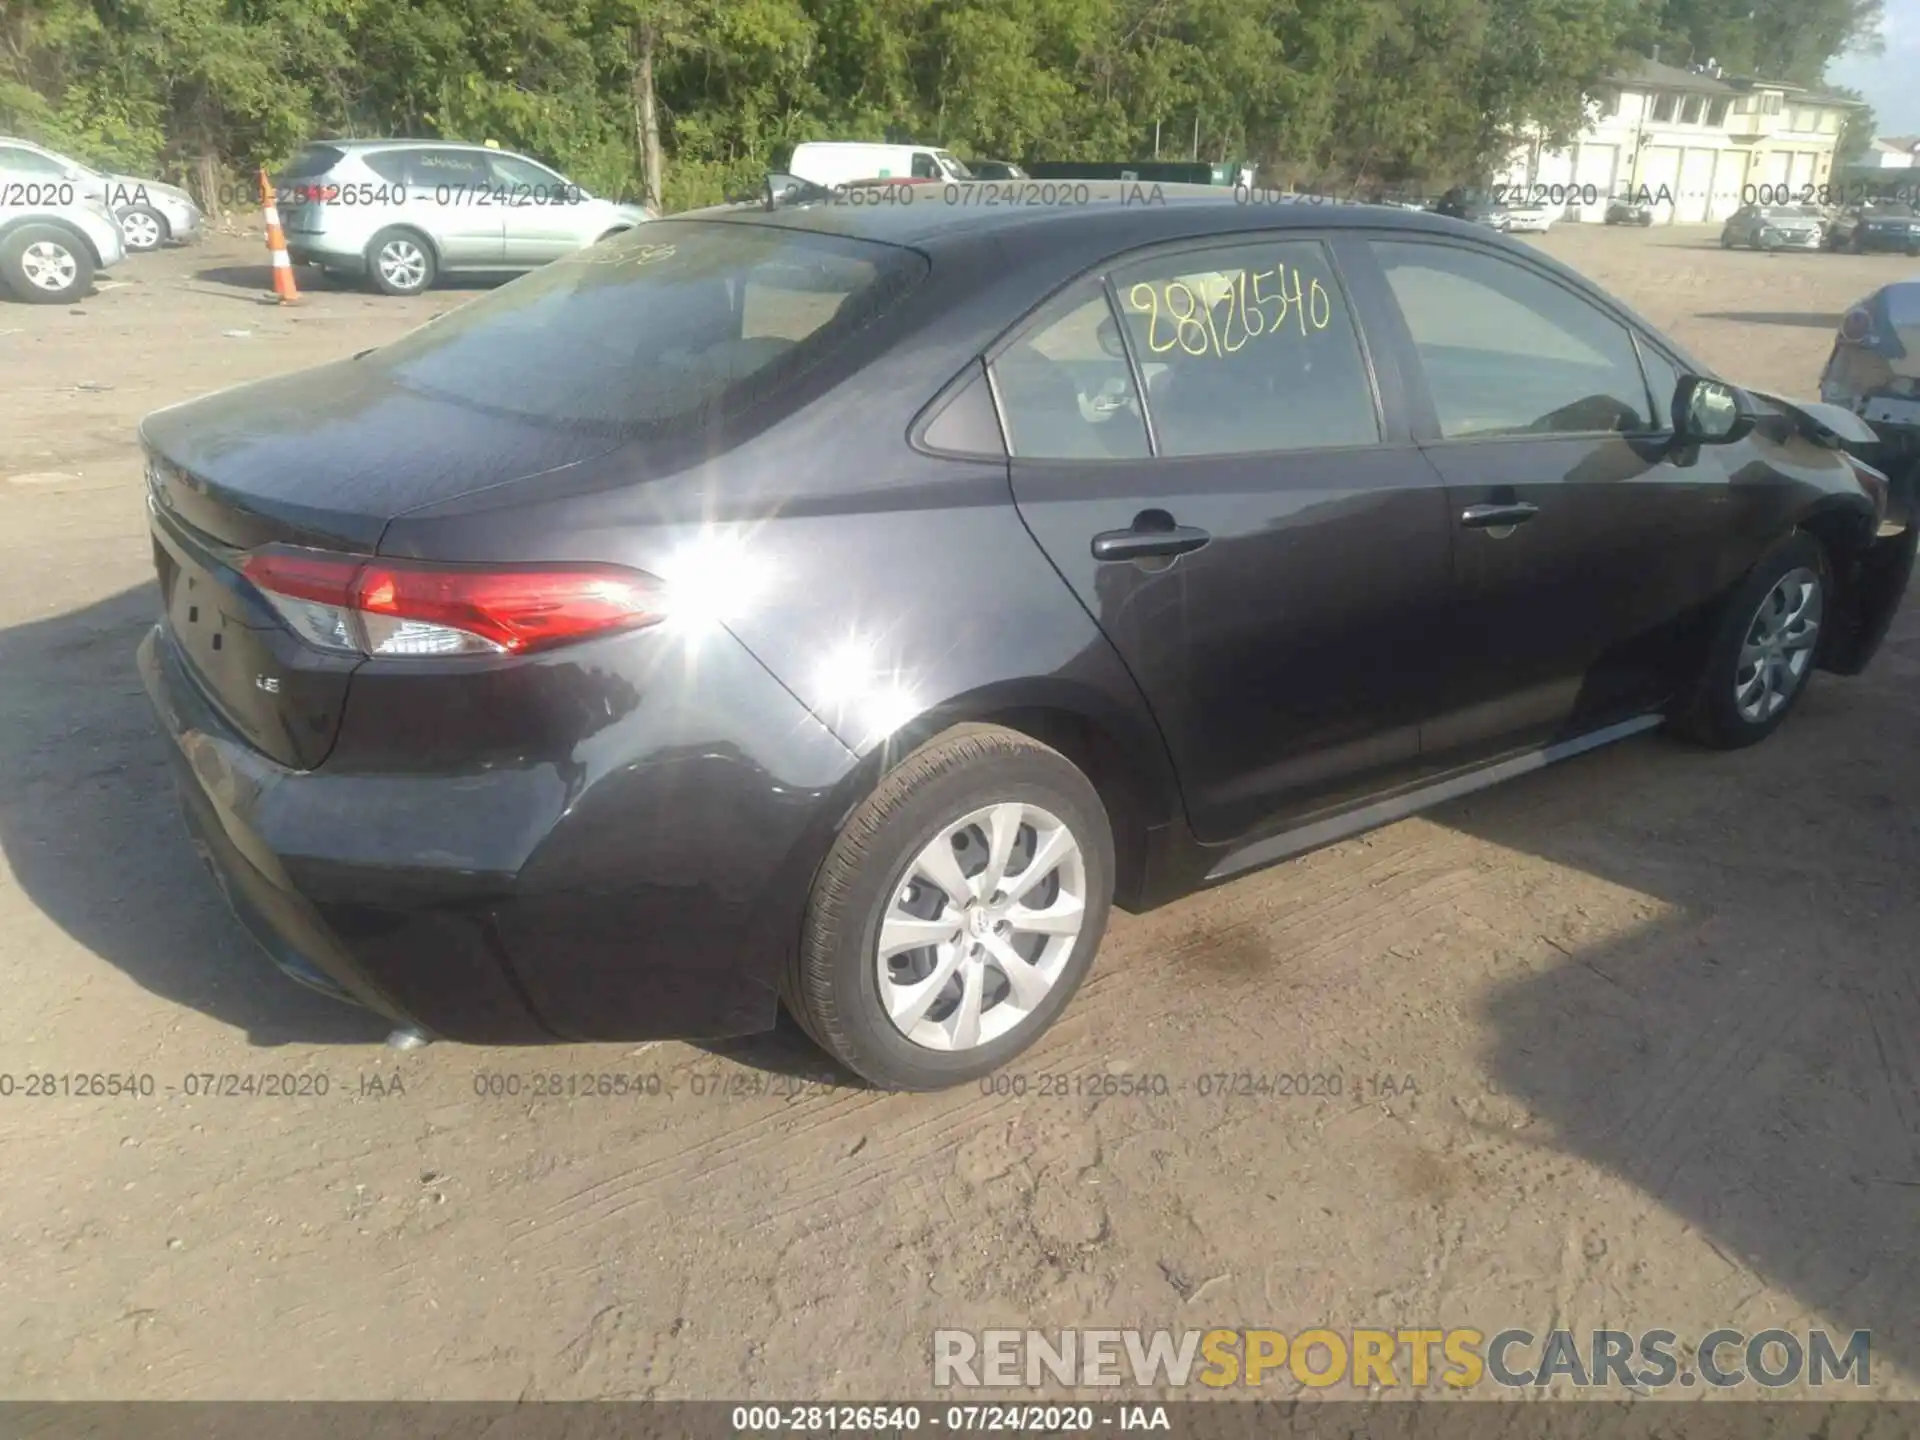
[{"x1": 2, "y1": 223, "x2": 1918, "y2": 1402}]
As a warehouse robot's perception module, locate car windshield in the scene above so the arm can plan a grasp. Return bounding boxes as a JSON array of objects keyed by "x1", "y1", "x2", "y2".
[
  {"x1": 1767, "y1": 207, "x2": 1821, "y2": 219},
  {"x1": 359, "y1": 222, "x2": 928, "y2": 433},
  {"x1": 935, "y1": 152, "x2": 972, "y2": 179},
  {"x1": 1869, "y1": 203, "x2": 1916, "y2": 217}
]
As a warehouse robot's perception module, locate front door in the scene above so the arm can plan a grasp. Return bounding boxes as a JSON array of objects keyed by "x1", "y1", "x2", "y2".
[
  {"x1": 404, "y1": 148, "x2": 504, "y2": 268},
  {"x1": 1355, "y1": 236, "x2": 1738, "y2": 762},
  {"x1": 1000, "y1": 236, "x2": 1454, "y2": 844},
  {"x1": 490, "y1": 151, "x2": 591, "y2": 266}
]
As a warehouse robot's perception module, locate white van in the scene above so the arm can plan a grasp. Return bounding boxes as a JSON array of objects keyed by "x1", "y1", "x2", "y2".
[{"x1": 787, "y1": 142, "x2": 973, "y2": 188}]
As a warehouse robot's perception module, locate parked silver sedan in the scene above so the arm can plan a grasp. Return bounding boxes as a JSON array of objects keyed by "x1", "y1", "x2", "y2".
[
  {"x1": 1720, "y1": 203, "x2": 1825, "y2": 251},
  {"x1": 273, "y1": 139, "x2": 656, "y2": 295},
  {"x1": 0, "y1": 136, "x2": 202, "y2": 251}
]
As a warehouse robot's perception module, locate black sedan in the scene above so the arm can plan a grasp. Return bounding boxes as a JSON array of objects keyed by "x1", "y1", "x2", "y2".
[
  {"x1": 1825, "y1": 202, "x2": 1920, "y2": 255},
  {"x1": 137, "y1": 184, "x2": 1915, "y2": 1089}
]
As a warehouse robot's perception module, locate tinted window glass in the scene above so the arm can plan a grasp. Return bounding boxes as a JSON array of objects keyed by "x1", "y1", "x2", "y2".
[
  {"x1": 406, "y1": 149, "x2": 492, "y2": 188},
  {"x1": 280, "y1": 144, "x2": 346, "y2": 179},
  {"x1": 0, "y1": 146, "x2": 68, "y2": 177},
  {"x1": 361, "y1": 223, "x2": 926, "y2": 432},
  {"x1": 489, "y1": 152, "x2": 567, "y2": 188},
  {"x1": 361, "y1": 151, "x2": 411, "y2": 184},
  {"x1": 1371, "y1": 240, "x2": 1654, "y2": 438},
  {"x1": 911, "y1": 152, "x2": 941, "y2": 180},
  {"x1": 992, "y1": 291, "x2": 1149, "y2": 460},
  {"x1": 1112, "y1": 240, "x2": 1380, "y2": 456}
]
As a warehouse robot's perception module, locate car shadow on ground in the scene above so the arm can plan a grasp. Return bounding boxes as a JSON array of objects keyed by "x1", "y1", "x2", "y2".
[
  {"x1": 192, "y1": 264, "x2": 505, "y2": 299},
  {"x1": 1428, "y1": 604, "x2": 1920, "y2": 1381},
  {"x1": 1698, "y1": 310, "x2": 1845, "y2": 329},
  {"x1": 0, "y1": 584, "x2": 391, "y2": 1045}
]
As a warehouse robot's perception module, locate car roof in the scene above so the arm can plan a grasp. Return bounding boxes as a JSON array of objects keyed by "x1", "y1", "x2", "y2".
[
  {"x1": 305, "y1": 139, "x2": 506, "y2": 154},
  {"x1": 684, "y1": 180, "x2": 1492, "y2": 248}
]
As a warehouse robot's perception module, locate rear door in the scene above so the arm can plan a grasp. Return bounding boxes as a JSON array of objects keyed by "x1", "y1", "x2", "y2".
[
  {"x1": 1000, "y1": 234, "x2": 1454, "y2": 844},
  {"x1": 401, "y1": 148, "x2": 503, "y2": 267},
  {"x1": 1355, "y1": 236, "x2": 1738, "y2": 761}
]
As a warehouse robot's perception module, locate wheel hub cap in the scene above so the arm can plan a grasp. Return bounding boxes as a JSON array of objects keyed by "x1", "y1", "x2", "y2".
[
  {"x1": 876, "y1": 801, "x2": 1089, "y2": 1053},
  {"x1": 21, "y1": 242, "x2": 76, "y2": 290}
]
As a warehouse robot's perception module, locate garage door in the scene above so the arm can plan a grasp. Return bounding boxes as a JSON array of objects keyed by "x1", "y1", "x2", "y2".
[
  {"x1": 1676, "y1": 149, "x2": 1715, "y2": 222},
  {"x1": 1639, "y1": 146, "x2": 1682, "y2": 223},
  {"x1": 1707, "y1": 149, "x2": 1747, "y2": 221},
  {"x1": 1788, "y1": 151, "x2": 1818, "y2": 194},
  {"x1": 1573, "y1": 143, "x2": 1617, "y2": 222},
  {"x1": 1759, "y1": 152, "x2": 1790, "y2": 190}
]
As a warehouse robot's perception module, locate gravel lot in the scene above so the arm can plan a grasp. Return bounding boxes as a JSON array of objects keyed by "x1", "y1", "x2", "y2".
[{"x1": 2, "y1": 222, "x2": 1918, "y2": 1401}]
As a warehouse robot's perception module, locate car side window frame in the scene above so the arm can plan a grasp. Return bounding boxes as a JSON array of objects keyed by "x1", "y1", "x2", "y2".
[
  {"x1": 955, "y1": 232, "x2": 1401, "y2": 466},
  {"x1": 1349, "y1": 233, "x2": 1671, "y2": 445},
  {"x1": 1633, "y1": 333, "x2": 1686, "y2": 434}
]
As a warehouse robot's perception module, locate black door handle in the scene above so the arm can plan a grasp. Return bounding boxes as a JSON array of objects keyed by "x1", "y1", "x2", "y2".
[
  {"x1": 1459, "y1": 501, "x2": 1540, "y2": 529},
  {"x1": 1091, "y1": 523, "x2": 1212, "y2": 562}
]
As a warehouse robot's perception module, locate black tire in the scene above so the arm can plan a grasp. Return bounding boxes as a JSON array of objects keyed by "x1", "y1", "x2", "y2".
[
  {"x1": 365, "y1": 227, "x2": 437, "y2": 296},
  {"x1": 1719, "y1": 232, "x2": 1734, "y2": 248},
  {"x1": 785, "y1": 723, "x2": 1115, "y2": 1091},
  {"x1": 0, "y1": 223, "x2": 94, "y2": 304},
  {"x1": 1668, "y1": 532, "x2": 1829, "y2": 750},
  {"x1": 116, "y1": 203, "x2": 170, "y2": 252}
]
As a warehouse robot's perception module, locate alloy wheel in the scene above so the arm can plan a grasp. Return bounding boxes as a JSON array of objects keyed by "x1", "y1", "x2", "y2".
[
  {"x1": 120, "y1": 210, "x2": 162, "y2": 250},
  {"x1": 377, "y1": 239, "x2": 428, "y2": 292},
  {"x1": 1734, "y1": 566, "x2": 1821, "y2": 723},
  {"x1": 875, "y1": 801, "x2": 1088, "y2": 1052},
  {"x1": 20, "y1": 240, "x2": 78, "y2": 292}
]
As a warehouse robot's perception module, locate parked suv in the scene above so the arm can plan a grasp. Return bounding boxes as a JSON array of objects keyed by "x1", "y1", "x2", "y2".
[
  {"x1": 1824, "y1": 202, "x2": 1920, "y2": 255},
  {"x1": 273, "y1": 140, "x2": 655, "y2": 295},
  {"x1": 0, "y1": 136, "x2": 202, "y2": 252},
  {"x1": 0, "y1": 162, "x2": 126, "y2": 303}
]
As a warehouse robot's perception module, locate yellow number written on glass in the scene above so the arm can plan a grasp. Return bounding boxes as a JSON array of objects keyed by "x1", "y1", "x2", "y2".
[{"x1": 1133, "y1": 265, "x2": 1331, "y2": 357}]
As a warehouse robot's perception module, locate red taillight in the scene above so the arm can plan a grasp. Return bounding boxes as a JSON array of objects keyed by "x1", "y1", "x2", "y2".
[
  {"x1": 241, "y1": 549, "x2": 667, "y2": 657},
  {"x1": 1839, "y1": 306, "x2": 1875, "y2": 345}
]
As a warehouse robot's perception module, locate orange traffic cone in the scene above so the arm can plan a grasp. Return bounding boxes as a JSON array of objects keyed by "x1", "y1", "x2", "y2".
[{"x1": 257, "y1": 167, "x2": 300, "y2": 305}]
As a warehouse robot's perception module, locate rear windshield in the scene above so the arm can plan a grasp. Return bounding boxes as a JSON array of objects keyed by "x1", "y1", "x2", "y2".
[
  {"x1": 280, "y1": 144, "x2": 346, "y2": 179},
  {"x1": 1767, "y1": 206, "x2": 1821, "y2": 218},
  {"x1": 360, "y1": 222, "x2": 928, "y2": 432},
  {"x1": 1869, "y1": 203, "x2": 1916, "y2": 217}
]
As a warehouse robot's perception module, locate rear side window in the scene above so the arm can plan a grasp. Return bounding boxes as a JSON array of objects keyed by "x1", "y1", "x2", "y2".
[
  {"x1": 361, "y1": 222, "x2": 927, "y2": 433},
  {"x1": 361, "y1": 150, "x2": 412, "y2": 184},
  {"x1": 1371, "y1": 239, "x2": 1655, "y2": 438},
  {"x1": 404, "y1": 148, "x2": 492, "y2": 188},
  {"x1": 0, "y1": 145, "x2": 69, "y2": 176},
  {"x1": 1111, "y1": 240, "x2": 1381, "y2": 455},
  {"x1": 991, "y1": 290, "x2": 1149, "y2": 460},
  {"x1": 280, "y1": 144, "x2": 346, "y2": 179}
]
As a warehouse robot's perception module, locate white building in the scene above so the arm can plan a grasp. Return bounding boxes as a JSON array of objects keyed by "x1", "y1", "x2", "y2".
[
  {"x1": 1856, "y1": 136, "x2": 1919, "y2": 169},
  {"x1": 1496, "y1": 56, "x2": 1862, "y2": 224}
]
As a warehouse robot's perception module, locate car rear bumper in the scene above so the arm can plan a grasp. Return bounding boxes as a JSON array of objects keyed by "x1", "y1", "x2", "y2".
[
  {"x1": 286, "y1": 238, "x2": 364, "y2": 273},
  {"x1": 137, "y1": 620, "x2": 860, "y2": 1044}
]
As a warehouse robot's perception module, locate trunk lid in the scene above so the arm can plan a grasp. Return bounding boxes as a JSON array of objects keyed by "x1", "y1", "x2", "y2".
[{"x1": 140, "y1": 355, "x2": 629, "y2": 770}]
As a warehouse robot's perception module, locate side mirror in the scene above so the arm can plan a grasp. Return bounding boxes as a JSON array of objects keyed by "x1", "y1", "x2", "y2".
[{"x1": 1672, "y1": 375, "x2": 1755, "y2": 445}]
